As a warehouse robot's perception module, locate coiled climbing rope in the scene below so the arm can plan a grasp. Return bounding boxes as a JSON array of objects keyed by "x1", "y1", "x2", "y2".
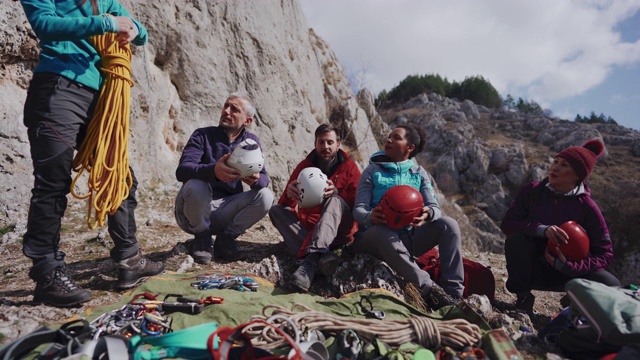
[
  {"x1": 244, "y1": 303, "x2": 482, "y2": 350},
  {"x1": 71, "y1": 32, "x2": 134, "y2": 229}
]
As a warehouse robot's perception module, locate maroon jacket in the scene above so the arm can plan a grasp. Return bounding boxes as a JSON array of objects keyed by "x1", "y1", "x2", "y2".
[{"x1": 501, "y1": 179, "x2": 614, "y2": 276}]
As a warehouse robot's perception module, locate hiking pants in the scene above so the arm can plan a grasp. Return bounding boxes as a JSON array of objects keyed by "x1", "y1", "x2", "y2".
[
  {"x1": 22, "y1": 72, "x2": 140, "y2": 282},
  {"x1": 269, "y1": 194, "x2": 354, "y2": 257},
  {"x1": 174, "y1": 179, "x2": 274, "y2": 239},
  {"x1": 504, "y1": 232, "x2": 621, "y2": 294},
  {"x1": 353, "y1": 216, "x2": 464, "y2": 298}
]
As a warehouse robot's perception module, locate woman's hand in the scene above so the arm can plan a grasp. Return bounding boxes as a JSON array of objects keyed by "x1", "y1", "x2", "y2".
[
  {"x1": 370, "y1": 206, "x2": 386, "y2": 225},
  {"x1": 545, "y1": 246, "x2": 567, "y2": 266},
  {"x1": 545, "y1": 225, "x2": 569, "y2": 248},
  {"x1": 114, "y1": 16, "x2": 137, "y2": 46},
  {"x1": 410, "y1": 206, "x2": 430, "y2": 228}
]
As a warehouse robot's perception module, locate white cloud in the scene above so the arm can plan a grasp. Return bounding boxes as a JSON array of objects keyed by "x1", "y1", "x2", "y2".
[{"x1": 299, "y1": 0, "x2": 640, "y2": 105}]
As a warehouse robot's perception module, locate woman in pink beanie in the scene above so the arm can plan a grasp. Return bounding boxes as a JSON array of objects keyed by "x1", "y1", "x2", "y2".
[{"x1": 500, "y1": 139, "x2": 620, "y2": 315}]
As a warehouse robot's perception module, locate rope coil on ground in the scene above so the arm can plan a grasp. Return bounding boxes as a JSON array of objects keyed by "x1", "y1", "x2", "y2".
[
  {"x1": 71, "y1": 32, "x2": 134, "y2": 229},
  {"x1": 243, "y1": 303, "x2": 481, "y2": 350}
]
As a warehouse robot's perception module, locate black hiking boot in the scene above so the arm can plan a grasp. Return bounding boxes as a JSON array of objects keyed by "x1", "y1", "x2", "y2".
[
  {"x1": 33, "y1": 265, "x2": 92, "y2": 308},
  {"x1": 214, "y1": 233, "x2": 242, "y2": 261},
  {"x1": 318, "y1": 251, "x2": 341, "y2": 276},
  {"x1": 291, "y1": 253, "x2": 321, "y2": 292},
  {"x1": 423, "y1": 283, "x2": 460, "y2": 310},
  {"x1": 116, "y1": 251, "x2": 165, "y2": 290},
  {"x1": 515, "y1": 292, "x2": 535, "y2": 315},
  {"x1": 190, "y1": 232, "x2": 213, "y2": 265}
]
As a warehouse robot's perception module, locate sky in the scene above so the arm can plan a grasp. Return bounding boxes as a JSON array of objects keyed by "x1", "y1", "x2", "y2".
[{"x1": 298, "y1": 0, "x2": 640, "y2": 130}]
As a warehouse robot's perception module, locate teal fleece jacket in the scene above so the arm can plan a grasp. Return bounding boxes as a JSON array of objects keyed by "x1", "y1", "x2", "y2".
[
  {"x1": 21, "y1": 0, "x2": 148, "y2": 91},
  {"x1": 353, "y1": 151, "x2": 441, "y2": 230}
]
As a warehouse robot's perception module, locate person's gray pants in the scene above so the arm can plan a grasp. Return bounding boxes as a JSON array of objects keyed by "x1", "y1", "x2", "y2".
[
  {"x1": 353, "y1": 216, "x2": 464, "y2": 297},
  {"x1": 174, "y1": 179, "x2": 274, "y2": 239},
  {"x1": 269, "y1": 194, "x2": 354, "y2": 257}
]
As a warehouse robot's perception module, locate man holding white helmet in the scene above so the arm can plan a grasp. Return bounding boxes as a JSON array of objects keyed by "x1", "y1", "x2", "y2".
[
  {"x1": 174, "y1": 92, "x2": 274, "y2": 264},
  {"x1": 270, "y1": 124, "x2": 361, "y2": 291}
]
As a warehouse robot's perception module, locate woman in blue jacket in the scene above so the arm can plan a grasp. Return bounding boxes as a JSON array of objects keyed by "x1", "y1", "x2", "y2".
[
  {"x1": 502, "y1": 139, "x2": 620, "y2": 315},
  {"x1": 20, "y1": 0, "x2": 164, "y2": 307},
  {"x1": 352, "y1": 123, "x2": 464, "y2": 310}
]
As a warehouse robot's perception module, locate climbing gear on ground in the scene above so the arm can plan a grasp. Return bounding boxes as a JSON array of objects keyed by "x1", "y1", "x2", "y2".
[
  {"x1": 336, "y1": 329, "x2": 362, "y2": 359},
  {"x1": 0, "y1": 319, "x2": 93, "y2": 360},
  {"x1": 71, "y1": 29, "x2": 135, "y2": 229},
  {"x1": 247, "y1": 303, "x2": 482, "y2": 350},
  {"x1": 116, "y1": 251, "x2": 165, "y2": 290},
  {"x1": 33, "y1": 265, "x2": 92, "y2": 307},
  {"x1": 190, "y1": 274, "x2": 259, "y2": 292},
  {"x1": 359, "y1": 295, "x2": 386, "y2": 320}
]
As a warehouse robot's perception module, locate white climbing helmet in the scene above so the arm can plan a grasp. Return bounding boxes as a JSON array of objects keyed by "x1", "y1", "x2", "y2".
[
  {"x1": 296, "y1": 167, "x2": 328, "y2": 208},
  {"x1": 227, "y1": 138, "x2": 264, "y2": 177}
]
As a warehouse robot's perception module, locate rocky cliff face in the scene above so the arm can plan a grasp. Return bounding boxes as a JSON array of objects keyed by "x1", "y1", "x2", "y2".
[{"x1": 0, "y1": 0, "x2": 379, "y2": 224}]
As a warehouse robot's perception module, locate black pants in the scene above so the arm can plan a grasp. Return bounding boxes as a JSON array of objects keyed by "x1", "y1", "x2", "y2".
[
  {"x1": 504, "y1": 232, "x2": 620, "y2": 295},
  {"x1": 22, "y1": 72, "x2": 140, "y2": 282}
]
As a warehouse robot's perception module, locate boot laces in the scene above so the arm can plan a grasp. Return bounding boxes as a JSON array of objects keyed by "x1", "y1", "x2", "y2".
[{"x1": 54, "y1": 267, "x2": 80, "y2": 291}]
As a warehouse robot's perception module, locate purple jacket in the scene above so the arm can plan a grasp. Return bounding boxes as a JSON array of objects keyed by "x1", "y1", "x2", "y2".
[
  {"x1": 175, "y1": 126, "x2": 270, "y2": 199},
  {"x1": 501, "y1": 179, "x2": 614, "y2": 276}
]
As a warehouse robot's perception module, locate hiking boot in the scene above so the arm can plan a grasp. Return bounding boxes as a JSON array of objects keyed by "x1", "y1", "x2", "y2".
[
  {"x1": 33, "y1": 265, "x2": 92, "y2": 308},
  {"x1": 291, "y1": 253, "x2": 321, "y2": 292},
  {"x1": 214, "y1": 233, "x2": 242, "y2": 261},
  {"x1": 423, "y1": 283, "x2": 460, "y2": 310},
  {"x1": 318, "y1": 251, "x2": 341, "y2": 276},
  {"x1": 116, "y1": 251, "x2": 165, "y2": 290},
  {"x1": 515, "y1": 292, "x2": 535, "y2": 315},
  {"x1": 560, "y1": 294, "x2": 570, "y2": 308},
  {"x1": 190, "y1": 233, "x2": 213, "y2": 265}
]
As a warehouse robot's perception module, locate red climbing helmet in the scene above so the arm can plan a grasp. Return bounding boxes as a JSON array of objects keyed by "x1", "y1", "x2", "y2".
[{"x1": 379, "y1": 185, "x2": 424, "y2": 230}]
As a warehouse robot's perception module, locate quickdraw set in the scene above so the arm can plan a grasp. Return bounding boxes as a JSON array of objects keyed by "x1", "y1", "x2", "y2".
[{"x1": 190, "y1": 273, "x2": 259, "y2": 292}]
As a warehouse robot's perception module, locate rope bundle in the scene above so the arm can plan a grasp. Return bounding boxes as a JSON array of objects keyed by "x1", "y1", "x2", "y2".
[
  {"x1": 72, "y1": 32, "x2": 134, "y2": 229},
  {"x1": 244, "y1": 303, "x2": 481, "y2": 351}
]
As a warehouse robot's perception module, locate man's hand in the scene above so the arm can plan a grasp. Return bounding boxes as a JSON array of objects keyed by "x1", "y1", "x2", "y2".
[
  {"x1": 286, "y1": 180, "x2": 302, "y2": 202},
  {"x1": 241, "y1": 172, "x2": 259, "y2": 186},
  {"x1": 214, "y1": 154, "x2": 241, "y2": 182},
  {"x1": 370, "y1": 206, "x2": 386, "y2": 225},
  {"x1": 410, "y1": 206, "x2": 430, "y2": 228},
  {"x1": 324, "y1": 179, "x2": 337, "y2": 198}
]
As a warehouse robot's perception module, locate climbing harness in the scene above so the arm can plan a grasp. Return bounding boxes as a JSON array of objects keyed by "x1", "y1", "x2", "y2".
[{"x1": 72, "y1": 29, "x2": 135, "y2": 229}]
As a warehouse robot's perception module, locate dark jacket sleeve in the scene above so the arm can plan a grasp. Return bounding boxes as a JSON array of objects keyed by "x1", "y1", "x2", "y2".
[
  {"x1": 500, "y1": 182, "x2": 544, "y2": 237},
  {"x1": 175, "y1": 129, "x2": 217, "y2": 183}
]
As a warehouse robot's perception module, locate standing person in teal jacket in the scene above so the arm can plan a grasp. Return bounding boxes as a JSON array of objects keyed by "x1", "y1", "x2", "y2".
[
  {"x1": 352, "y1": 124, "x2": 464, "y2": 310},
  {"x1": 20, "y1": 0, "x2": 164, "y2": 308}
]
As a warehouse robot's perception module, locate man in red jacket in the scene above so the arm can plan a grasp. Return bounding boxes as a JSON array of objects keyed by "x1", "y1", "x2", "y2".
[{"x1": 270, "y1": 124, "x2": 361, "y2": 291}]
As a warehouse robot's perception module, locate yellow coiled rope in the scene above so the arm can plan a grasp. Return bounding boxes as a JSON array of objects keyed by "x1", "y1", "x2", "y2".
[{"x1": 71, "y1": 32, "x2": 134, "y2": 230}]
